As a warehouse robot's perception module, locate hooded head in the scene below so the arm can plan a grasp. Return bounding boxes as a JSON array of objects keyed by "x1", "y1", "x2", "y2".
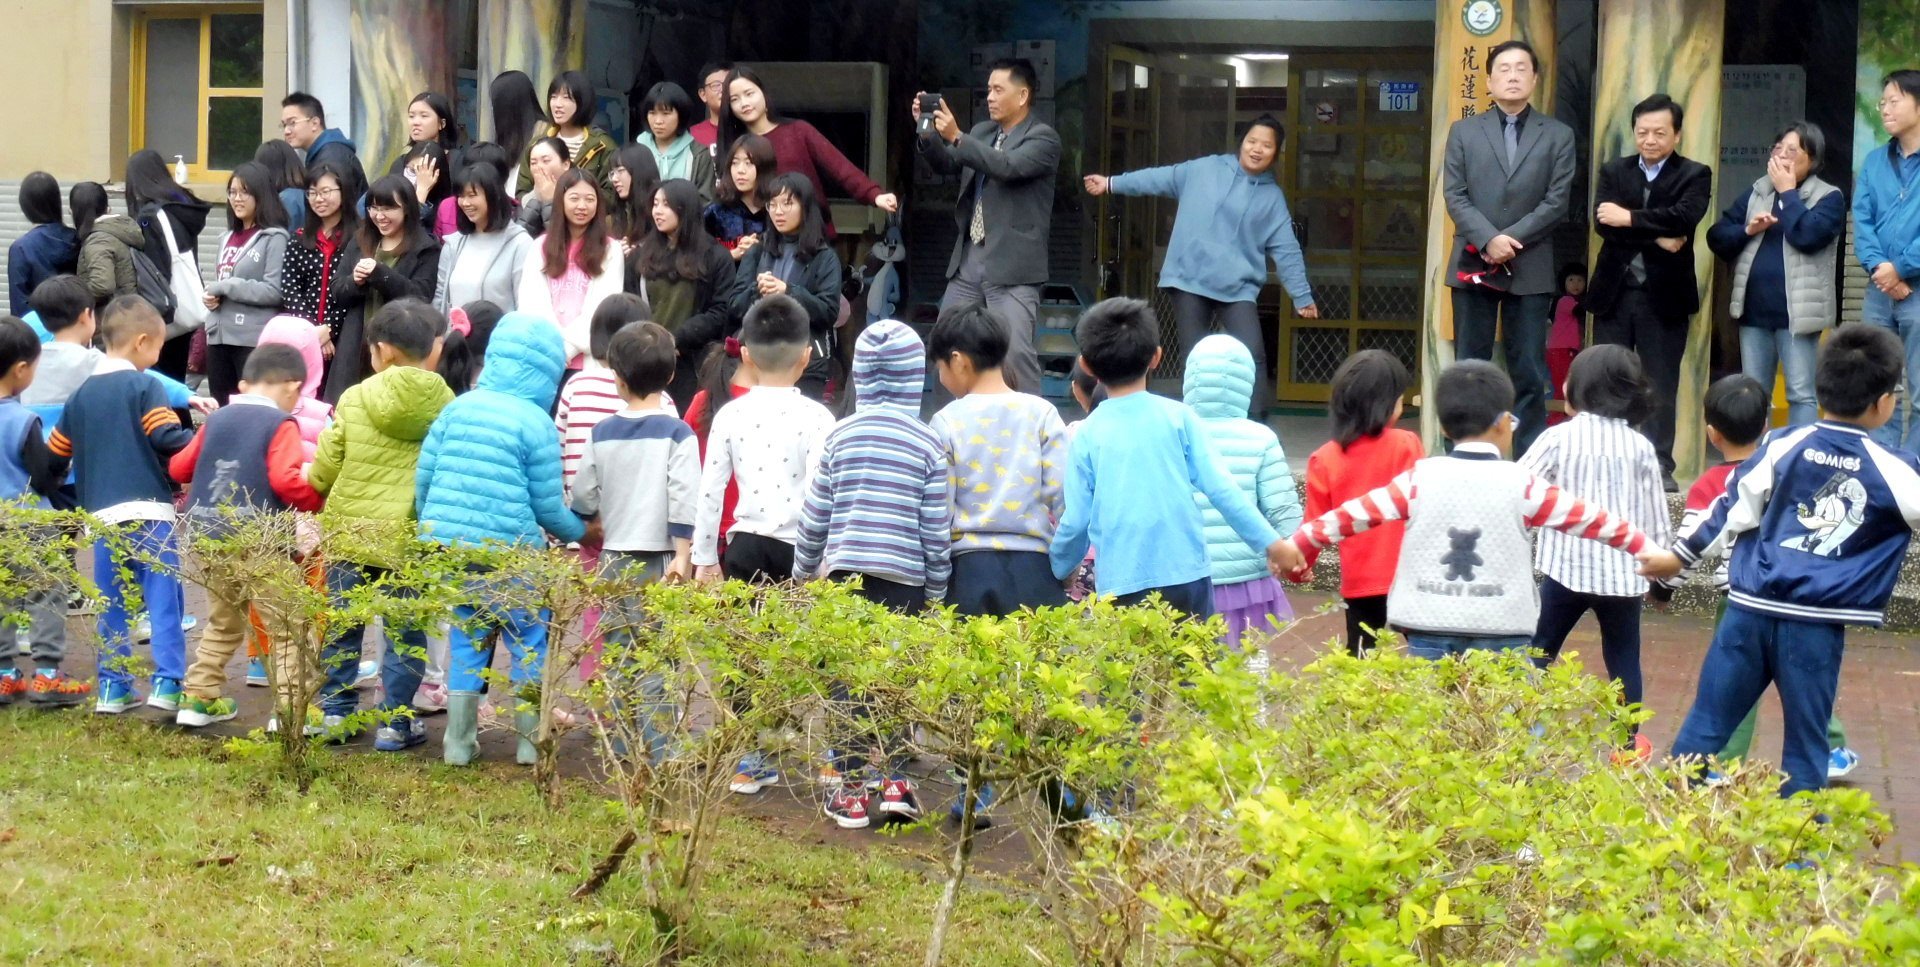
[
  {"x1": 256, "y1": 314, "x2": 324, "y2": 400},
  {"x1": 476, "y1": 311, "x2": 567, "y2": 411},
  {"x1": 1182, "y1": 333, "x2": 1256, "y2": 420},
  {"x1": 852, "y1": 319, "x2": 925, "y2": 415}
]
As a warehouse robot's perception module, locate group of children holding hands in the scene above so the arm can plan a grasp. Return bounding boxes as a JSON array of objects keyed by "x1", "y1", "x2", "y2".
[{"x1": 1, "y1": 266, "x2": 1908, "y2": 822}]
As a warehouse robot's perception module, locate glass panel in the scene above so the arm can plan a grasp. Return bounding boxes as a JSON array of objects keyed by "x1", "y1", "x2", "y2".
[
  {"x1": 1294, "y1": 197, "x2": 1357, "y2": 255},
  {"x1": 1290, "y1": 326, "x2": 1351, "y2": 384},
  {"x1": 1297, "y1": 129, "x2": 1356, "y2": 187},
  {"x1": 1367, "y1": 69, "x2": 1427, "y2": 127},
  {"x1": 1363, "y1": 132, "x2": 1425, "y2": 192},
  {"x1": 1358, "y1": 266, "x2": 1423, "y2": 322},
  {"x1": 143, "y1": 18, "x2": 200, "y2": 164},
  {"x1": 1360, "y1": 198, "x2": 1425, "y2": 255},
  {"x1": 209, "y1": 14, "x2": 263, "y2": 88},
  {"x1": 208, "y1": 97, "x2": 262, "y2": 170},
  {"x1": 1300, "y1": 69, "x2": 1359, "y2": 125}
]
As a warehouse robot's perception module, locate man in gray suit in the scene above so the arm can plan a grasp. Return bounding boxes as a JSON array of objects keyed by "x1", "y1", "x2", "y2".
[
  {"x1": 915, "y1": 58, "x2": 1061, "y2": 394},
  {"x1": 1442, "y1": 39, "x2": 1576, "y2": 454}
]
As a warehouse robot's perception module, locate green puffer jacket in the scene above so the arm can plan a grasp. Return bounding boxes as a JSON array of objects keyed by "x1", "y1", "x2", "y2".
[{"x1": 308, "y1": 364, "x2": 454, "y2": 562}]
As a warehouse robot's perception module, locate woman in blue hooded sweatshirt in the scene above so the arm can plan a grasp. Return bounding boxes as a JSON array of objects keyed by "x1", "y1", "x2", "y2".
[{"x1": 1084, "y1": 114, "x2": 1316, "y2": 416}]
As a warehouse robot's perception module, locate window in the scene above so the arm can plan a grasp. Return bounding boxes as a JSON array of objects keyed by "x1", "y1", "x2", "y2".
[{"x1": 132, "y1": 6, "x2": 265, "y2": 180}]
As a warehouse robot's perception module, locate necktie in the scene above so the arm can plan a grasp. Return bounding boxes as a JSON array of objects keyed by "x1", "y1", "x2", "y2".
[
  {"x1": 1504, "y1": 115, "x2": 1519, "y2": 167},
  {"x1": 969, "y1": 130, "x2": 1007, "y2": 245}
]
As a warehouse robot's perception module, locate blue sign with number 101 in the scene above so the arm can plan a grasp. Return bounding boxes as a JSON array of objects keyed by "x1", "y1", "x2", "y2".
[{"x1": 1380, "y1": 81, "x2": 1420, "y2": 113}]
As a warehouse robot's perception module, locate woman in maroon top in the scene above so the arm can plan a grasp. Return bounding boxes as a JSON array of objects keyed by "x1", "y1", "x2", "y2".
[
  {"x1": 718, "y1": 66, "x2": 897, "y2": 238},
  {"x1": 279, "y1": 160, "x2": 360, "y2": 386}
]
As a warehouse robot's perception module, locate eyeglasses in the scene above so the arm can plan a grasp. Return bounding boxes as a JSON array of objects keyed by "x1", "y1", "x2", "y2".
[
  {"x1": 703, "y1": 80, "x2": 725, "y2": 93},
  {"x1": 1506, "y1": 412, "x2": 1521, "y2": 434},
  {"x1": 279, "y1": 116, "x2": 314, "y2": 131},
  {"x1": 307, "y1": 186, "x2": 341, "y2": 198}
]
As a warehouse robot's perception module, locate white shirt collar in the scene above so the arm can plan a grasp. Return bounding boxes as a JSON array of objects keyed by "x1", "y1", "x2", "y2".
[
  {"x1": 1452, "y1": 441, "x2": 1503, "y2": 457},
  {"x1": 92, "y1": 357, "x2": 137, "y2": 375}
]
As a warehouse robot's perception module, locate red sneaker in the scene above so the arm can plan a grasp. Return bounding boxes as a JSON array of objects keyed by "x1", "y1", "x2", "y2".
[
  {"x1": 876, "y1": 778, "x2": 921, "y2": 820},
  {"x1": 0, "y1": 670, "x2": 24, "y2": 705},
  {"x1": 29, "y1": 669, "x2": 92, "y2": 707},
  {"x1": 825, "y1": 785, "x2": 871, "y2": 829}
]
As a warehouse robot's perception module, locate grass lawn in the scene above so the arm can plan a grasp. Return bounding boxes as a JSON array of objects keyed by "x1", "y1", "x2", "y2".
[{"x1": 0, "y1": 712, "x2": 1065, "y2": 965}]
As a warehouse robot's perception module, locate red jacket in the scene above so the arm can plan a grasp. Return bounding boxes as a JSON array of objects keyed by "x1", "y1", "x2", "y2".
[{"x1": 1303, "y1": 428, "x2": 1423, "y2": 598}]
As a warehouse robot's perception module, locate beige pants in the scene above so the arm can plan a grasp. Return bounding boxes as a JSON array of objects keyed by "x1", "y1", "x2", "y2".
[{"x1": 185, "y1": 591, "x2": 313, "y2": 705}]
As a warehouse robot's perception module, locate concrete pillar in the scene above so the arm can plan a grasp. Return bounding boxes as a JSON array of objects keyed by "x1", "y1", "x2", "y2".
[
  {"x1": 349, "y1": 1, "x2": 458, "y2": 177},
  {"x1": 1416, "y1": 0, "x2": 1557, "y2": 451},
  {"x1": 475, "y1": 0, "x2": 589, "y2": 144},
  {"x1": 1591, "y1": 0, "x2": 1725, "y2": 482}
]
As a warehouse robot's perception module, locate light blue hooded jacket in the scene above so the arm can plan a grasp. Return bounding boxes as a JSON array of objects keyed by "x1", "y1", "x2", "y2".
[
  {"x1": 1108, "y1": 153, "x2": 1315, "y2": 307},
  {"x1": 1182, "y1": 334, "x2": 1302, "y2": 585},
  {"x1": 415, "y1": 312, "x2": 586, "y2": 548}
]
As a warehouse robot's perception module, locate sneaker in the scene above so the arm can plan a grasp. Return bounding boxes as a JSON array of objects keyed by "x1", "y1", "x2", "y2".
[
  {"x1": 66, "y1": 590, "x2": 94, "y2": 616},
  {"x1": 94, "y1": 679, "x2": 139, "y2": 714},
  {"x1": 1701, "y1": 769, "x2": 1732, "y2": 788},
  {"x1": 245, "y1": 659, "x2": 268, "y2": 687},
  {"x1": 266, "y1": 707, "x2": 328, "y2": 736},
  {"x1": 1610, "y1": 733, "x2": 1654, "y2": 766},
  {"x1": 1828, "y1": 746, "x2": 1861, "y2": 779},
  {"x1": 818, "y1": 758, "x2": 844, "y2": 787},
  {"x1": 176, "y1": 696, "x2": 238, "y2": 727},
  {"x1": 146, "y1": 677, "x2": 185, "y2": 712},
  {"x1": 0, "y1": 669, "x2": 24, "y2": 705},
  {"x1": 354, "y1": 660, "x2": 379, "y2": 688},
  {"x1": 876, "y1": 778, "x2": 921, "y2": 819},
  {"x1": 825, "y1": 785, "x2": 872, "y2": 829},
  {"x1": 412, "y1": 682, "x2": 448, "y2": 714},
  {"x1": 134, "y1": 614, "x2": 198, "y2": 643},
  {"x1": 729, "y1": 763, "x2": 781, "y2": 795},
  {"x1": 374, "y1": 718, "x2": 428, "y2": 752},
  {"x1": 27, "y1": 668, "x2": 90, "y2": 707},
  {"x1": 949, "y1": 785, "x2": 995, "y2": 829},
  {"x1": 317, "y1": 713, "x2": 349, "y2": 741}
]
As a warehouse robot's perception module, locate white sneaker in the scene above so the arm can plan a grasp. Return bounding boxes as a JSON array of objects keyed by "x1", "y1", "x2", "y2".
[{"x1": 354, "y1": 660, "x2": 379, "y2": 688}]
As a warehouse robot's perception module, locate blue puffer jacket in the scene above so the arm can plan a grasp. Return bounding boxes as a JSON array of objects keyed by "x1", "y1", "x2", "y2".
[
  {"x1": 1182, "y1": 334, "x2": 1302, "y2": 585},
  {"x1": 415, "y1": 312, "x2": 585, "y2": 548}
]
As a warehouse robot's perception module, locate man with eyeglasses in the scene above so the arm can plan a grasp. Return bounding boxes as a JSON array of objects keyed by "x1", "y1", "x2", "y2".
[
  {"x1": 280, "y1": 91, "x2": 367, "y2": 204},
  {"x1": 1856, "y1": 68, "x2": 1920, "y2": 451},
  {"x1": 689, "y1": 61, "x2": 732, "y2": 151}
]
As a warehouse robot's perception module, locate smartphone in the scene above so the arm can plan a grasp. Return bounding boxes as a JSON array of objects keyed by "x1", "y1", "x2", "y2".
[{"x1": 918, "y1": 92, "x2": 943, "y2": 118}]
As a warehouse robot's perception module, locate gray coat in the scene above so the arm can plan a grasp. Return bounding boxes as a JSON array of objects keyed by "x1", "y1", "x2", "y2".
[
  {"x1": 1441, "y1": 107, "x2": 1576, "y2": 296},
  {"x1": 204, "y1": 226, "x2": 289, "y2": 347},
  {"x1": 918, "y1": 115, "x2": 1061, "y2": 288}
]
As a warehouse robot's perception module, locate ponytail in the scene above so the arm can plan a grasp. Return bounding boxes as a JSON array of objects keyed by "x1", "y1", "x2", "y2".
[{"x1": 437, "y1": 299, "x2": 504, "y2": 393}]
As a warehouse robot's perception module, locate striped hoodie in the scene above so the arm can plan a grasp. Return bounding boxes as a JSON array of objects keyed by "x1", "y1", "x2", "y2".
[{"x1": 793, "y1": 320, "x2": 952, "y2": 598}]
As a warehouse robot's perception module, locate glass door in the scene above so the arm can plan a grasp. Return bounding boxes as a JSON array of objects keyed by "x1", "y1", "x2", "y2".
[
  {"x1": 1097, "y1": 46, "x2": 1157, "y2": 302},
  {"x1": 1146, "y1": 54, "x2": 1236, "y2": 379}
]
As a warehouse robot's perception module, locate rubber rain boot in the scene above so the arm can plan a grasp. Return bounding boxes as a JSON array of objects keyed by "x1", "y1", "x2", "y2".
[
  {"x1": 515, "y1": 710, "x2": 540, "y2": 766},
  {"x1": 443, "y1": 691, "x2": 481, "y2": 766}
]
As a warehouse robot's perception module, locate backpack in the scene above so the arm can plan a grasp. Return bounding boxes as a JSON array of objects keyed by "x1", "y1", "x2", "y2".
[{"x1": 129, "y1": 246, "x2": 176, "y2": 322}]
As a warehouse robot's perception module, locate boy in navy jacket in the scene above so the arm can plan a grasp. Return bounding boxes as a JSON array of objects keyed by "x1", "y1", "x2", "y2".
[{"x1": 1640, "y1": 325, "x2": 1920, "y2": 797}]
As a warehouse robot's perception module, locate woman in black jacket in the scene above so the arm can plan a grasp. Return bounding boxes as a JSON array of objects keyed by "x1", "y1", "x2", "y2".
[
  {"x1": 728, "y1": 172, "x2": 842, "y2": 400},
  {"x1": 125, "y1": 149, "x2": 213, "y2": 382},
  {"x1": 628, "y1": 178, "x2": 735, "y2": 409},
  {"x1": 325, "y1": 174, "x2": 442, "y2": 400}
]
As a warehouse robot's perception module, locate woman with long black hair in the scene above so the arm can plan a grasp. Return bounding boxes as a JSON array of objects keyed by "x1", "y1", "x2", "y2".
[
  {"x1": 7, "y1": 172, "x2": 76, "y2": 316},
  {"x1": 489, "y1": 70, "x2": 546, "y2": 192},
  {"x1": 202, "y1": 161, "x2": 291, "y2": 402},
  {"x1": 629, "y1": 178, "x2": 735, "y2": 407},
  {"x1": 728, "y1": 172, "x2": 842, "y2": 399},
  {"x1": 517, "y1": 166, "x2": 624, "y2": 370},
  {"x1": 281, "y1": 160, "x2": 362, "y2": 383},
  {"x1": 389, "y1": 91, "x2": 461, "y2": 172},
  {"x1": 125, "y1": 148, "x2": 213, "y2": 382},
  {"x1": 327, "y1": 174, "x2": 442, "y2": 399},
  {"x1": 519, "y1": 70, "x2": 617, "y2": 195},
  {"x1": 607, "y1": 143, "x2": 662, "y2": 244},
  {"x1": 703, "y1": 132, "x2": 774, "y2": 258},
  {"x1": 254, "y1": 140, "x2": 310, "y2": 233},
  {"x1": 435, "y1": 162, "x2": 536, "y2": 315},
  {"x1": 719, "y1": 66, "x2": 896, "y2": 239},
  {"x1": 72, "y1": 181, "x2": 142, "y2": 314}
]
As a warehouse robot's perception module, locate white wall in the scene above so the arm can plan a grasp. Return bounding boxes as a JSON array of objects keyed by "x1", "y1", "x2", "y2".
[{"x1": 293, "y1": 0, "x2": 353, "y2": 132}]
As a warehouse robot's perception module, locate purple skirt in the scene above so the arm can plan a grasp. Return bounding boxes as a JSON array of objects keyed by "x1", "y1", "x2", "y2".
[{"x1": 1215, "y1": 576, "x2": 1294, "y2": 650}]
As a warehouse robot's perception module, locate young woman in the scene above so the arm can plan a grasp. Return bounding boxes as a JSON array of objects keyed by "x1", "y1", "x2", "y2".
[
  {"x1": 327, "y1": 174, "x2": 443, "y2": 400},
  {"x1": 630, "y1": 178, "x2": 735, "y2": 406},
  {"x1": 433, "y1": 141, "x2": 508, "y2": 240},
  {"x1": 72, "y1": 181, "x2": 143, "y2": 314},
  {"x1": 519, "y1": 70, "x2": 617, "y2": 195},
  {"x1": 8, "y1": 172, "x2": 77, "y2": 316},
  {"x1": 517, "y1": 136, "x2": 573, "y2": 238},
  {"x1": 637, "y1": 82, "x2": 716, "y2": 203},
  {"x1": 517, "y1": 167, "x2": 624, "y2": 369},
  {"x1": 280, "y1": 161, "x2": 361, "y2": 387},
  {"x1": 607, "y1": 143, "x2": 662, "y2": 244},
  {"x1": 728, "y1": 172, "x2": 842, "y2": 399},
  {"x1": 125, "y1": 149, "x2": 212, "y2": 381},
  {"x1": 489, "y1": 70, "x2": 546, "y2": 192},
  {"x1": 389, "y1": 90, "x2": 461, "y2": 175},
  {"x1": 254, "y1": 139, "x2": 309, "y2": 233},
  {"x1": 435, "y1": 162, "x2": 536, "y2": 315},
  {"x1": 703, "y1": 133, "x2": 774, "y2": 258},
  {"x1": 719, "y1": 67, "x2": 897, "y2": 238},
  {"x1": 201, "y1": 161, "x2": 291, "y2": 403},
  {"x1": 400, "y1": 139, "x2": 454, "y2": 232}
]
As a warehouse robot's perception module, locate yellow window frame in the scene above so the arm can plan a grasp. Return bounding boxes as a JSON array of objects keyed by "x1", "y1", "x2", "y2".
[{"x1": 129, "y1": 4, "x2": 266, "y2": 184}]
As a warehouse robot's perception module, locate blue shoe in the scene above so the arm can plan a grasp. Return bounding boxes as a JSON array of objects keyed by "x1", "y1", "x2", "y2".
[
  {"x1": 1827, "y1": 747, "x2": 1860, "y2": 779},
  {"x1": 1702, "y1": 769, "x2": 1731, "y2": 788},
  {"x1": 146, "y1": 676, "x2": 184, "y2": 712},
  {"x1": 729, "y1": 761, "x2": 781, "y2": 795},
  {"x1": 94, "y1": 679, "x2": 138, "y2": 714},
  {"x1": 374, "y1": 717, "x2": 428, "y2": 752},
  {"x1": 245, "y1": 659, "x2": 268, "y2": 687},
  {"x1": 949, "y1": 784, "x2": 996, "y2": 829}
]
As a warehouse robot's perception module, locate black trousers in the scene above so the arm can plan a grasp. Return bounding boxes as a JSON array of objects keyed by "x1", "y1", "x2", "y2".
[
  {"x1": 1112, "y1": 577, "x2": 1214, "y2": 620},
  {"x1": 831, "y1": 570, "x2": 927, "y2": 614},
  {"x1": 948, "y1": 550, "x2": 1066, "y2": 617},
  {"x1": 722, "y1": 533, "x2": 796, "y2": 585},
  {"x1": 1343, "y1": 594, "x2": 1389, "y2": 657},
  {"x1": 1530, "y1": 576, "x2": 1645, "y2": 732},
  {"x1": 1593, "y1": 286, "x2": 1688, "y2": 478},
  {"x1": 204, "y1": 343, "x2": 254, "y2": 405},
  {"x1": 1451, "y1": 287, "x2": 1552, "y2": 455}
]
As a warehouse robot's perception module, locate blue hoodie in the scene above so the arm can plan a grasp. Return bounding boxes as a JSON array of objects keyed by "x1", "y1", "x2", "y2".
[
  {"x1": 1854, "y1": 139, "x2": 1920, "y2": 283},
  {"x1": 305, "y1": 128, "x2": 367, "y2": 199},
  {"x1": 1182, "y1": 335, "x2": 1302, "y2": 586},
  {"x1": 8, "y1": 223, "x2": 78, "y2": 316},
  {"x1": 415, "y1": 312, "x2": 585, "y2": 548},
  {"x1": 1108, "y1": 154, "x2": 1315, "y2": 306},
  {"x1": 792, "y1": 320, "x2": 952, "y2": 598}
]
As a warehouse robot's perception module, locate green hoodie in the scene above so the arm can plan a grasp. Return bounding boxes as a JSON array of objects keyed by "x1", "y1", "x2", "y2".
[{"x1": 308, "y1": 364, "x2": 454, "y2": 561}]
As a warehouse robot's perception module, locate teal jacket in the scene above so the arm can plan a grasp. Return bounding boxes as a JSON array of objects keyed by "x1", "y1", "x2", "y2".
[{"x1": 1182, "y1": 334, "x2": 1302, "y2": 585}]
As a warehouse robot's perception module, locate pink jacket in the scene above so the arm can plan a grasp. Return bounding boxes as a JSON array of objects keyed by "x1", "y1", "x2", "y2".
[{"x1": 255, "y1": 314, "x2": 335, "y2": 461}]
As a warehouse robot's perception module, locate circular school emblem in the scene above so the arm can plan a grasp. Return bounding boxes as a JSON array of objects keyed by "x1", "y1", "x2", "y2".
[{"x1": 1463, "y1": 0, "x2": 1503, "y2": 36}]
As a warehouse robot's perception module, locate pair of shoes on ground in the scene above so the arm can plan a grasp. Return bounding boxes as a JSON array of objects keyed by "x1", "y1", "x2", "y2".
[
  {"x1": 0, "y1": 667, "x2": 91, "y2": 707},
  {"x1": 825, "y1": 776, "x2": 922, "y2": 830},
  {"x1": 95, "y1": 675, "x2": 183, "y2": 714}
]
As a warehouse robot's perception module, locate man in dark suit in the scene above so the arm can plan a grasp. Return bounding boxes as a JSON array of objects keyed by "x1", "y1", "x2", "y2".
[
  {"x1": 915, "y1": 58, "x2": 1061, "y2": 394},
  {"x1": 1442, "y1": 40, "x2": 1576, "y2": 455},
  {"x1": 1589, "y1": 93, "x2": 1713, "y2": 490}
]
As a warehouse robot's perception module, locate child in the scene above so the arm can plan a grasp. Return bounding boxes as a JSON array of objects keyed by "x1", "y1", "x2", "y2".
[
  {"x1": 792, "y1": 319, "x2": 950, "y2": 828},
  {"x1": 682, "y1": 339, "x2": 752, "y2": 558},
  {"x1": 255, "y1": 315, "x2": 334, "y2": 459},
  {"x1": 690, "y1": 294, "x2": 835, "y2": 796},
  {"x1": 1521, "y1": 345, "x2": 1673, "y2": 759},
  {"x1": 1050, "y1": 299, "x2": 1286, "y2": 619},
  {"x1": 1547, "y1": 264, "x2": 1586, "y2": 426},
  {"x1": 1272, "y1": 360, "x2": 1653, "y2": 660},
  {"x1": 20, "y1": 275, "x2": 208, "y2": 442},
  {"x1": 1180, "y1": 333, "x2": 1303, "y2": 656},
  {"x1": 1657, "y1": 375, "x2": 1860, "y2": 778},
  {"x1": 567, "y1": 322, "x2": 698, "y2": 762},
  {"x1": 927, "y1": 304, "x2": 1069, "y2": 615},
  {"x1": 306, "y1": 299, "x2": 455, "y2": 749},
  {"x1": 168, "y1": 344, "x2": 325, "y2": 727},
  {"x1": 558, "y1": 293, "x2": 653, "y2": 495},
  {"x1": 1640, "y1": 326, "x2": 1917, "y2": 798},
  {"x1": 1303, "y1": 350, "x2": 1422, "y2": 655},
  {"x1": 435, "y1": 301, "x2": 504, "y2": 396},
  {"x1": 416, "y1": 311, "x2": 587, "y2": 766},
  {"x1": 0, "y1": 315, "x2": 86, "y2": 705},
  {"x1": 47, "y1": 296, "x2": 198, "y2": 713}
]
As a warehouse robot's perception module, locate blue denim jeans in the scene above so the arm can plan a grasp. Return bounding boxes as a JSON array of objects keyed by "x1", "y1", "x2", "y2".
[
  {"x1": 317, "y1": 562, "x2": 429, "y2": 717},
  {"x1": 1863, "y1": 287, "x2": 1920, "y2": 450},
  {"x1": 1739, "y1": 325, "x2": 1820, "y2": 429},
  {"x1": 1402, "y1": 632, "x2": 1532, "y2": 661},
  {"x1": 1669, "y1": 603, "x2": 1844, "y2": 798},
  {"x1": 96, "y1": 520, "x2": 186, "y2": 687},
  {"x1": 448, "y1": 600, "x2": 549, "y2": 695}
]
